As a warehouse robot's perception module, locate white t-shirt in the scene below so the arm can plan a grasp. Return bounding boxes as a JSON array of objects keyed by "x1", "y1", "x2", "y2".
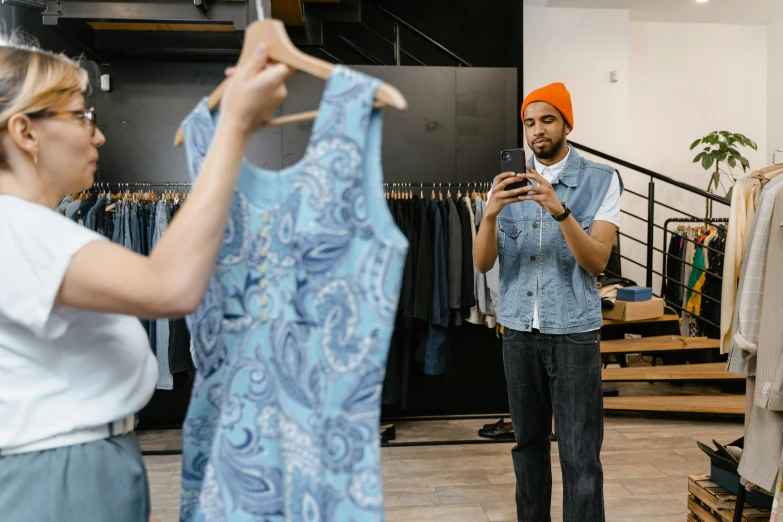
[
  {"x1": 0, "y1": 195, "x2": 157, "y2": 449},
  {"x1": 488, "y1": 147, "x2": 622, "y2": 330}
]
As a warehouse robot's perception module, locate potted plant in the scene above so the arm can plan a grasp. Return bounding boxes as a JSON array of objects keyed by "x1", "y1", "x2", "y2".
[{"x1": 691, "y1": 131, "x2": 757, "y2": 215}]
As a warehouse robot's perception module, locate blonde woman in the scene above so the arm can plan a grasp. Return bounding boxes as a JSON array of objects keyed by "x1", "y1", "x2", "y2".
[{"x1": 0, "y1": 39, "x2": 289, "y2": 521}]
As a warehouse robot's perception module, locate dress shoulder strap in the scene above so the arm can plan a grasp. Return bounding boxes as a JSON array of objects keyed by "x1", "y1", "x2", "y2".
[{"x1": 307, "y1": 65, "x2": 383, "y2": 162}]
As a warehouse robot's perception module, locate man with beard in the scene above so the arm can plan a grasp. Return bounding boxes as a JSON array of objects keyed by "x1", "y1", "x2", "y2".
[{"x1": 473, "y1": 82, "x2": 622, "y2": 522}]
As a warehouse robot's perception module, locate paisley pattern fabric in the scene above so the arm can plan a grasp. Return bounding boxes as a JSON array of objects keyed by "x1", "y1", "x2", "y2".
[{"x1": 180, "y1": 66, "x2": 408, "y2": 522}]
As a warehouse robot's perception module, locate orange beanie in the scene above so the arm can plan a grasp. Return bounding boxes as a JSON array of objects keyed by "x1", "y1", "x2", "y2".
[{"x1": 521, "y1": 82, "x2": 574, "y2": 130}]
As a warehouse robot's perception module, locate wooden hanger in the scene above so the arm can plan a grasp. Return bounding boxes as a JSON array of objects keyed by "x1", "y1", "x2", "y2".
[{"x1": 173, "y1": 19, "x2": 407, "y2": 147}]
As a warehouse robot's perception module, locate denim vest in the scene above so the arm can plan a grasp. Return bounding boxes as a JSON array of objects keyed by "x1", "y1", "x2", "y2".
[{"x1": 496, "y1": 149, "x2": 623, "y2": 334}]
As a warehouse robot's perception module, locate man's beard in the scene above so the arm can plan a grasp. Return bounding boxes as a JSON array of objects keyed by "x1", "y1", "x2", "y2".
[{"x1": 533, "y1": 133, "x2": 566, "y2": 160}]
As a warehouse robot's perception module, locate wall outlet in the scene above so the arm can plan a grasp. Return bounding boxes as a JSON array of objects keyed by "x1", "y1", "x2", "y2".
[
  {"x1": 100, "y1": 74, "x2": 111, "y2": 92},
  {"x1": 610, "y1": 71, "x2": 619, "y2": 83}
]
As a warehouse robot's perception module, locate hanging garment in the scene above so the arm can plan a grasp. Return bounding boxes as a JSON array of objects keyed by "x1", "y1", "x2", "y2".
[
  {"x1": 663, "y1": 233, "x2": 684, "y2": 310},
  {"x1": 412, "y1": 197, "x2": 434, "y2": 323},
  {"x1": 463, "y1": 197, "x2": 482, "y2": 325},
  {"x1": 457, "y1": 198, "x2": 476, "y2": 319},
  {"x1": 721, "y1": 176, "x2": 762, "y2": 353},
  {"x1": 727, "y1": 175, "x2": 783, "y2": 377},
  {"x1": 180, "y1": 66, "x2": 408, "y2": 522},
  {"x1": 736, "y1": 189, "x2": 783, "y2": 492},
  {"x1": 685, "y1": 234, "x2": 707, "y2": 317},
  {"x1": 680, "y1": 233, "x2": 694, "y2": 337},
  {"x1": 477, "y1": 197, "x2": 500, "y2": 328},
  {"x1": 700, "y1": 230, "x2": 725, "y2": 339},
  {"x1": 446, "y1": 197, "x2": 462, "y2": 314},
  {"x1": 152, "y1": 200, "x2": 173, "y2": 390},
  {"x1": 425, "y1": 199, "x2": 450, "y2": 375}
]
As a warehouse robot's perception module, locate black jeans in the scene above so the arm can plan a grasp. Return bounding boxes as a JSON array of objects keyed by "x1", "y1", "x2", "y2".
[{"x1": 502, "y1": 328, "x2": 605, "y2": 522}]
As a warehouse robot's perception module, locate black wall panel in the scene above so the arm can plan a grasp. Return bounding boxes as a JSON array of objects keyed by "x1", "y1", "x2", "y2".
[
  {"x1": 95, "y1": 64, "x2": 515, "y2": 187},
  {"x1": 96, "y1": 62, "x2": 283, "y2": 183},
  {"x1": 456, "y1": 68, "x2": 518, "y2": 183}
]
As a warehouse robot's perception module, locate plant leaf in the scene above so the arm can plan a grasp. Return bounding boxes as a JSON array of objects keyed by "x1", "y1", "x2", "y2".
[
  {"x1": 740, "y1": 157, "x2": 750, "y2": 171},
  {"x1": 713, "y1": 151, "x2": 727, "y2": 162},
  {"x1": 726, "y1": 186, "x2": 734, "y2": 200},
  {"x1": 728, "y1": 156, "x2": 737, "y2": 168},
  {"x1": 690, "y1": 138, "x2": 702, "y2": 150},
  {"x1": 719, "y1": 131, "x2": 730, "y2": 138},
  {"x1": 703, "y1": 154, "x2": 715, "y2": 170},
  {"x1": 693, "y1": 152, "x2": 705, "y2": 164}
]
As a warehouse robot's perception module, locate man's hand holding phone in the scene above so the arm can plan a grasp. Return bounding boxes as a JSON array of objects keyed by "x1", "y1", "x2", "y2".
[{"x1": 485, "y1": 172, "x2": 529, "y2": 220}]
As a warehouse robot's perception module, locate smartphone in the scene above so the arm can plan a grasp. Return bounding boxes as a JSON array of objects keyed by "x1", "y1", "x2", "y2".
[{"x1": 500, "y1": 148, "x2": 528, "y2": 192}]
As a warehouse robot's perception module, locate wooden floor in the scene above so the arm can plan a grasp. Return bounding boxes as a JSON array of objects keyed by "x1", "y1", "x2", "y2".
[{"x1": 142, "y1": 415, "x2": 744, "y2": 522}]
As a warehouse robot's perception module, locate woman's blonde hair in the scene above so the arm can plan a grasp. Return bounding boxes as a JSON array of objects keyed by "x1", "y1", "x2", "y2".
[{"x1": 0, "y1": 34, "x2": 88, "y2": 166}]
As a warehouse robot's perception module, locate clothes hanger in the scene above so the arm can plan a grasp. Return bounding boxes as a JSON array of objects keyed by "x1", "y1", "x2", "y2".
[{"x1": 173, "y1": 0, "x2": 407, "y2": 147}]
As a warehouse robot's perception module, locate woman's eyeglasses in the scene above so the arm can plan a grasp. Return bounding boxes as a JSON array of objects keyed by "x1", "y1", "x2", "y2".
[{"x1": 28, "y1": 107, "x2": 98, "y2": 136}]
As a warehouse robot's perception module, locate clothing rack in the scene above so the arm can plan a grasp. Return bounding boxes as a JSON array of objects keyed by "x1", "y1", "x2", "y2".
[
  {"x1": 661, "y1": 217, "x2": 728, "y2": 331},
  {"x1": 664, "y1": 217, "x2": 728, "y2": 255}
]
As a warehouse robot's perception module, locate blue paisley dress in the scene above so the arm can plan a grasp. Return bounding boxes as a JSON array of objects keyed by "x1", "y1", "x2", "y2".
[{"x1": 179, "y1": 66, "x2": 408, "y2": 522}]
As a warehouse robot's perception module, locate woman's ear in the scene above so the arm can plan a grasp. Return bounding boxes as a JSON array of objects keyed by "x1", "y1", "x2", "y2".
[{"x1": 5, "y1": 113, "x2": 39, "y2": 159}]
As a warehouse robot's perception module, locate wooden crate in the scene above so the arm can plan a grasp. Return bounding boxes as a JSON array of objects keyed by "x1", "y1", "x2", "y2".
[{"x1": 688, "y1": 474, "x2": 771, "y2": 522}]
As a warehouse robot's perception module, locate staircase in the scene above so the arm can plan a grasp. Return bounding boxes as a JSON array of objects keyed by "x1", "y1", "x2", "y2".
[{"x1": 572, "y1": 140, "x2": 741, "y2": 416}]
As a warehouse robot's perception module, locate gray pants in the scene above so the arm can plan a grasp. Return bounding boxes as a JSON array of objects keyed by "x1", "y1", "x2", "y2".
[
  {"x1": 503, "y1": 328, "x2": 605, "y2": 522},
  {"x1": 0, "y1": 434, "x2": 151, "y2": 522}
]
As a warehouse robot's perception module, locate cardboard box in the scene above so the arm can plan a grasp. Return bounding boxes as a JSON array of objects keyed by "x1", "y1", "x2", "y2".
[{"x1": 602, "y1": 297, "x2": 664, "y2": 322}]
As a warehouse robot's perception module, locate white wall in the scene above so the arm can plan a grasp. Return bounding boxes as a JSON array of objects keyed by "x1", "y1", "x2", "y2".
[
  {"x1": 629, "y1": 22, "x2": 767, "y2": 201},
  {"x1": 523, "y1": 6, "x2": 630, "y2": 158},
  {"x1": 624, "y1": 22, "x2": 768, "y2": 288},
  {"x1": 769, "y1": 18, "x2": 783, "y2": 162}
]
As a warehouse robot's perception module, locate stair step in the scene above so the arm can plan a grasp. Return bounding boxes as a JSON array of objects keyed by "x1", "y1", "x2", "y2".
[
  {"x1": 602, "y1": 363, "x2": 742, "y2": 381},
  {"x1": 601, "y1": 336, "x2": 720, "y2": 354},
  {"x1": 604, "y1": 395, "x2": 745, "y2": 414},
  {"x1": 603, "y1": 313, "x2": 680, "y2": 326}
]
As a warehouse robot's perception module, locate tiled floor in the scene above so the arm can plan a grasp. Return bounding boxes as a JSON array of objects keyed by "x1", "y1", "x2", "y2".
[{"x1": 142, "y1": 414, "x2": 744, "y2": 521}]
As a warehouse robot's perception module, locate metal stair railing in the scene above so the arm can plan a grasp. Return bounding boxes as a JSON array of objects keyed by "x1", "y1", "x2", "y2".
[
  {"x1": 321, "y1": 1, "x2": 472, "y2": 66},
  {"x1": 569, "y1": 141, "x2": 731, "y2": 337}
]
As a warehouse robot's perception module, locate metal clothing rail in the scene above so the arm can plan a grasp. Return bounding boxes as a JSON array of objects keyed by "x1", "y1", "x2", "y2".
[
  {"x1": 383, "y1": 181, "x2": 491, "y2": 187},
  {"x1": 100, "y1": 181, "x2": 192, "y2": 186}
]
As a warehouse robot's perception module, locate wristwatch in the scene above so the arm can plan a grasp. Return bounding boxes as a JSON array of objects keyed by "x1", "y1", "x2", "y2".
[{"x1": 552, "y1": 202, "x2": 571, "y2": 222}]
